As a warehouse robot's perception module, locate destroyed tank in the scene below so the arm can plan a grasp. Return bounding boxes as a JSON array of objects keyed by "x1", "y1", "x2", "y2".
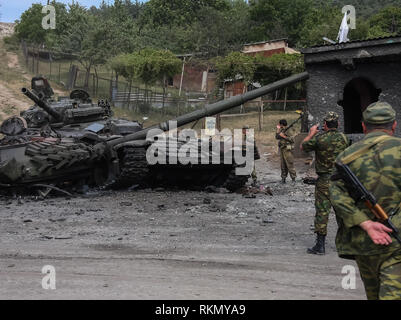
[
  {"x1": 19, "y1": 77, "x2": 143, "y2": 140},
  {"x1": 0, "y1": 73, "x2": 309, "y2": 195}
]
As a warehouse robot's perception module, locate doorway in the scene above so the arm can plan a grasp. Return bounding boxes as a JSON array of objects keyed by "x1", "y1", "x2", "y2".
[{"x1": 338, "y1": 78, "x2": 381, "y2": 133}]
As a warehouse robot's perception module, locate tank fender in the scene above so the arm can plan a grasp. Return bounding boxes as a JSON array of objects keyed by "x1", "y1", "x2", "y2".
[{"x1": 113, "y1": 140, "x2": 150, "y2": 151}]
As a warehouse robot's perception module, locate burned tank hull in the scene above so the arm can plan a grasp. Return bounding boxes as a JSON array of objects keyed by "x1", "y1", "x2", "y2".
[
  {"x1": 0, "y1": 138, "x2": 105, "y2": 190},
  {"x1": 0, "y1": 136, "x2": 248, "y2": 193},
  {"x1": 0, "y1": 73, "x2": 308, "y2": 195}
]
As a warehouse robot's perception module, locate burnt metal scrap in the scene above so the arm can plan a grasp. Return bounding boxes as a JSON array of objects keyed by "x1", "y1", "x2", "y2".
[{"x1": 0, "y1": 73, "x2": 308, "y2": 196}]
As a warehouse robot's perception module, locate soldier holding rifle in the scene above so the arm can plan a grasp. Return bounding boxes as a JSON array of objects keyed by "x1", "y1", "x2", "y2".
[
  {"x1": 330, "y1": 102, "x2": 401, "y2": 300},
  {"x1": 276, "y1": 119, "x2": 297, "y2": 184}
]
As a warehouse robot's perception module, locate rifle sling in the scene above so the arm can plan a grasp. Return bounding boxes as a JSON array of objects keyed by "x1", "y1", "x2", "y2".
[{"x1": 341, "y1": 135, "x2": 391, "y2": 165}]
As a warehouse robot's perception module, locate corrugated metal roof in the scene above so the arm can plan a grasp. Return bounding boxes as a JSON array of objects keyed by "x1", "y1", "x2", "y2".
[{"x1": 301, "y1": 35, "x2": 401, "y2": 54}]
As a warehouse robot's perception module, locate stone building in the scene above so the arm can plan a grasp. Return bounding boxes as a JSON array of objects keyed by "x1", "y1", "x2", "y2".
[{"x1": 301, "y1": 36, "x2": 401, "y2": 138}]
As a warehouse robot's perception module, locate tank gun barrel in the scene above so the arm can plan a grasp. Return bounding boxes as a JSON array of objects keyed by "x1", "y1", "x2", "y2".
[
  {"x1": 107, "y1": 72, "x2": 309, "y2": 148},
  {"x1": 21, "y1": 88, "x2": 63, "y2": 122}
]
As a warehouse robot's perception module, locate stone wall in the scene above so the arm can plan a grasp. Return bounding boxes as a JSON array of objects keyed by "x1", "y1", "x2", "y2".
[{"x1": 305, "y1": 60, "x2": 401, "y2": 137}]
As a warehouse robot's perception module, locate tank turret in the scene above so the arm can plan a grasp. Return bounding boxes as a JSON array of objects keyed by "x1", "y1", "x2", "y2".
[{"x1": 22, "y1": 87, "x2": 63, "y2": 122}]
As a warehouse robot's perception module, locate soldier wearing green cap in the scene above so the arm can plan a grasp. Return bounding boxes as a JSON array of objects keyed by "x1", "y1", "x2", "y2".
[
  {"x1": 276, "y1": 119, "x2": 297, "y2": 183},
  {"x1": 301, "y1": 111, "x2": 350, "y2": 255},
  {"x1": 330, "y1": 101, "x2": 401, "y2": 300}
]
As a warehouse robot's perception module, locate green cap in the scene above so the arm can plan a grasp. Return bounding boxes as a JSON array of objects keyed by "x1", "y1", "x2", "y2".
[
  {"x1": 363, "y1": 101, "x2": 396, "y2": 125},
  {"x1": 324, "y1": 111, "x2": 339, "y2": 122}
]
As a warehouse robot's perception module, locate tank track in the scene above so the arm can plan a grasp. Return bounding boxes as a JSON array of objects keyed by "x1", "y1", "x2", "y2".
[
  {"x1": 108, "y1": 146, "x2": 150, "y2": 189},
  {"x1": 110, "y1": 144, "x2": 250, "y2": 192}
]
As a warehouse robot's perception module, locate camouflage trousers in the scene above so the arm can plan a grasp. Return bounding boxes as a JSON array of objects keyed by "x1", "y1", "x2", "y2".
[
  {"x1": 355, "y1": 250, "x2": 401, "y2": 300},
  {"x1": 314, "y1": 174, "x2": 332, "y2": 236},
  {"x1": 279, "y1": 147, "x2": 296, "y2": 180}
]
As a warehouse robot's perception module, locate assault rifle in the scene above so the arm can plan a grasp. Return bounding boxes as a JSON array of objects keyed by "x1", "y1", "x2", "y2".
[
  {"x1": 282, "y1": 110, "x2": 304, "y2": 133},
  {"x1": 333, "y1": 162, "x2": 401, "y2": 245},
  {"x1": 276, "y1": 110, "x2": 303, "y2": 141}
]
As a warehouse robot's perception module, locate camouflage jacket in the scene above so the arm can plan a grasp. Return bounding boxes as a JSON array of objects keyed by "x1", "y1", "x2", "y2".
[
  {"x1": 276, "y1": 128, "x2": 295, "y2": 150},
  {"x1": 302, "y1": 129, "x2": 349, "y2": 175},
  {"x1": 330, "y1": 131, "x2": 401, "y2": 259}
]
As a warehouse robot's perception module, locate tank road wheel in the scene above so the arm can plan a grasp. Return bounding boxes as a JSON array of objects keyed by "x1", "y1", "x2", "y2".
[{"x1": 110, "y1": 146, "x2": 150, "y2": 189}]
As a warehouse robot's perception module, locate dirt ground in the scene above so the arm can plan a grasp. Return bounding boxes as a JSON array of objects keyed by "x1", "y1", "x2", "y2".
[{"x1": 0, "y1": 148, "x2": 366, "y2": 300}]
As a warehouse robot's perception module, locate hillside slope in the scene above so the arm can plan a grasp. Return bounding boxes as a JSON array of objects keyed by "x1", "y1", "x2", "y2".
[{"x1": 0, "y1": 23, "x2": 32, "y2": 121}]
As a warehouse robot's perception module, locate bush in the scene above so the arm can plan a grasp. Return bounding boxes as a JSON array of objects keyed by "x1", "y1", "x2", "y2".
[{"x1": 3, "y1": 35, "x2": 20, "y2": 51}]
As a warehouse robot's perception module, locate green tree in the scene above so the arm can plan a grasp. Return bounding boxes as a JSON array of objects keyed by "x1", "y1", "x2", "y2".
[
  {"x1": 253, "y1": 53, "x2": 304, "y2": 85},
  {"x1": 15, "y1": 4, "x2": 49, "y2": 44},
  {"x1": 249, "y1": 0, "x2": 315, "y2": 46},
  {"x1": 57, "y1": 3, "x2": 96, "y2": 88},
  {"x1": 369, "y1": 6, "x2": 401, "y2": 36},
  {"x1": 183, "y1": 1, "x2": 251, "y2": 57},
  {"x1": 54, "y1": 3, "x2": 124, "y2": 88},
  {"x1": 140, "y1": 0, "x2": 229, "y2": 28},
  {"x1": 133, "y1": 48, "x2": 182, "y2": 114},
  {"x1": 298, "y1": 5, "x2": 342, "y2": 47},
  {"x1": 254, "y1": 53, "x2": 305, "y2": 102},
  {"x1": 110, "y1": 49, "x2": 181, "y2": 113},
  {"x1": 110, "y1": 53, "x2": 138, "y2": 108},
  {"x1": 215, "y1": 52, "x2": 256, "y2": 87}
]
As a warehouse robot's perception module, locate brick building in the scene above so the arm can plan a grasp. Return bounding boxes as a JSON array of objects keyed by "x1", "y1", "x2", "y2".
[{"x1": 172, "y1": 55, "x2": 217, "y2": 94}]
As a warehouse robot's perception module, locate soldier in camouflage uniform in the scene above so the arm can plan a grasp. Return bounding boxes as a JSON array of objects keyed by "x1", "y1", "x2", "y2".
[
  {"x1": 276, "y1": 120, "x2": 296, "y2": 183},
  {"x1": 330, "y1": 102, "x2": 401, "y2": 300},
  {"x1": 301, "y1": 112, "x2": 350, "y2": 255}
]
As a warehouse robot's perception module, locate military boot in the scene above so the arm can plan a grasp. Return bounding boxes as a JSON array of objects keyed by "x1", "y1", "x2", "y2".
[
  {"x1": 281, "y1": 178, "x2": 286, "y2": 184},
  {"x1": 307, "y1": 234, "x2": 326, "y2": 255}
]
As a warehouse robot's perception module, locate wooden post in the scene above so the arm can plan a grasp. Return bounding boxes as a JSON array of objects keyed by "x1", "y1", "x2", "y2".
[
  {"x1": 127, "y1": 80, "x2": 132, "y2": 110},
  {"x1": 58, "y1": 63, "x2": 61, "y2": 83},
  {"x1": 284, "y1": 88, "x2": 288, "y2": 111},
  {"x1": 24, "y1": 42, "x2": 29, "y2": 66},
  {"x1": 96, "y1": 75, "x2": 99, "y2": 98},
  {"x1": 93, "y1": 74, "x2": 96, "y2": 97},
  {"x1": 36, "y1": 49, "x2": 39, "y2": 75},
  {"x1": 240, "y1": 84, "x2": 246, "y2": 113},
  {"x1": 162, "y1": 75, "x2": 166, "y2": 116},
  {"x1": 49, "y1": 54, "x2": 52, "y2": 80},
  {"x1": 179, "y1": 57, "x2": 186, "y2": 97},
  {"x1": 216, "y1": 114, "x2": 221, "y2": 132}
]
